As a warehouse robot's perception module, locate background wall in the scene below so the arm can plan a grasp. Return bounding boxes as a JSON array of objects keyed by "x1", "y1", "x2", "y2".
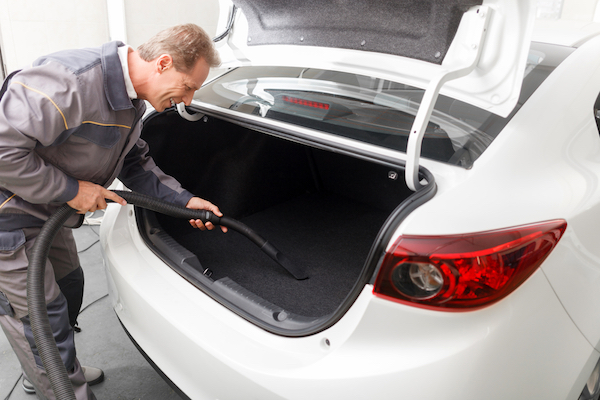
[
  {"x1": 0, "y1": 0, "x2": 220, "y2": 78},
  {"x1": 0, "y1": 0, "x2": 110, "y2": 75},
  {"x1": 123, "y1": 0, "x2": 219, "y2": 49}
]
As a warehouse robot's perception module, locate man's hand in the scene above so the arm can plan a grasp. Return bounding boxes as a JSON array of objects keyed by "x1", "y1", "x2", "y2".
[
  {"x1": 186, "y1": 197, "x2": 227, "y2": 233},
  {"x1": 67, "y1": 180, "x2": 126, "y2": 214}
]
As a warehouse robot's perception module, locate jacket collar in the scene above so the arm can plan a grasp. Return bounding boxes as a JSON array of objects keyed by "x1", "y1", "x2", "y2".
[{"x1": 101, "y1": 41, "x2": 134, "y2": 111}]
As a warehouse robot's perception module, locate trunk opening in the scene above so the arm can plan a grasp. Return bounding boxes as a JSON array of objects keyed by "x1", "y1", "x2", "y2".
[{"x1": 137, "y1": 109, "x2": 421, "y2": 333}]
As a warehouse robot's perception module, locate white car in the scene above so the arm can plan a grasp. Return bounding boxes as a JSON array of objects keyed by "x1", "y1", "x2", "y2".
[{"x1": 100, "y1": 1, "x2": 600, "y2": 399}]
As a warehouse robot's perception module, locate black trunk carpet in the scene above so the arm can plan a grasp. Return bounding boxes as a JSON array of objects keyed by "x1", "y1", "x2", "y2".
[{"x1": 155, "y1": 192, "x2": 388, "y2": 317}]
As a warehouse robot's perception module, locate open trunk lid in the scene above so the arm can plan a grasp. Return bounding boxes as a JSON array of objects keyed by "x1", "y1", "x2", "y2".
[
  {"x1": 215, "y1": 0, "x2": 536, "y2": 189},
  {"x1": 218, "y1": 0, "x2": 535, "y2": 117}
]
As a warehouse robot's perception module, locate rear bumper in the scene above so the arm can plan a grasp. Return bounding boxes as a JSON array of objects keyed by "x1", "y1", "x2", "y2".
[
  {"x1": 118, "y1": 317, "x2": 191, "y2": 400},
  {"x1": 101, "y1": 203, "x2": 598, "y2": 400}
]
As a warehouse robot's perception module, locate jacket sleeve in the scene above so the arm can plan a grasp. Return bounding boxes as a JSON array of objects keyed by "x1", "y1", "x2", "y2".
[
  {"x1": 118, "y1": 137, "x2": 194, "y2": 207},
  {"x1": 0, "y1": 65, "x2": 81, "y2": 204}
]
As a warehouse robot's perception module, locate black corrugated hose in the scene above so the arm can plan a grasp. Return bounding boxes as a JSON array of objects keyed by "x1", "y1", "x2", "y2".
[
  {"x1": 27, "y1": 190, "x2": 306, "y2": 400},
  {"x1": 27, "y1": 203, "x2": 78, "y2": 400}
]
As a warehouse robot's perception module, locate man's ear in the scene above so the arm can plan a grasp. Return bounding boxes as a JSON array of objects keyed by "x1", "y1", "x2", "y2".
[{"x1": 156, "y1": 54, "x2": 173, "y2": 73}]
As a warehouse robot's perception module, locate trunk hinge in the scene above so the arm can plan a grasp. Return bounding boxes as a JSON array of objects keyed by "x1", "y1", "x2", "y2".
[
  {"x1": 213, "y1": 4, "x2": 238, "y2": 43},
  {"x1": 405, "y1": 5, "x2": 491, "y2": 191}
]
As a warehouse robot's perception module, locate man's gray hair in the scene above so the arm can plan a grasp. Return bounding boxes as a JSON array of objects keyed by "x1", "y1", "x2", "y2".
[{"x1": 138, "y1": 23, "x2": 220, "y2": 71}]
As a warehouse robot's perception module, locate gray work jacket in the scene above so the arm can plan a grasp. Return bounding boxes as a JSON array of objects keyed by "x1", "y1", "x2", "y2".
[{"x1": 0, "y1": 41, "x2": 194, "y2": 229}]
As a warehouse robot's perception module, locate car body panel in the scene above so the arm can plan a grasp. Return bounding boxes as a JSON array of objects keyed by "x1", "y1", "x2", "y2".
[
  {"x1": 533, "y1": 20, "x2": 600, "y2": 47},
  {"x1": 393, "y1": 34, "x2": 600, "y2": 352},
  {"x1": 101, "y1": 200, "x2": 597, "y2": 400},
  {"x1": 396, "y1": 34, "x2": 600, "y2": 235}
]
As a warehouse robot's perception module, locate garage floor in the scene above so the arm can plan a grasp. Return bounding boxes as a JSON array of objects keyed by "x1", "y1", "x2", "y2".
[{"x1": 0, "y1": 221, "x2": 183, "y2": 400}]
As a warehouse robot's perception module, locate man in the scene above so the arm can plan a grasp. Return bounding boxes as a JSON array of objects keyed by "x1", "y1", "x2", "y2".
[{"x1": 0, "y1": 24, "x2": 224, "y2": 399}]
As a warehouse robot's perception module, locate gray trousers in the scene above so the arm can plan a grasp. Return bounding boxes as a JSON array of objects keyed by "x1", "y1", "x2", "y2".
[{"x1": 0, "y1": 226, "x2": 95, "y2": 400}]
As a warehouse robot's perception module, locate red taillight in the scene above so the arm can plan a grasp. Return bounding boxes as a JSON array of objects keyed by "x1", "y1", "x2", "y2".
[
  {"x1": 373, "y1": 220, "x2": 567, "y2": 311},
  {"x1": 282, "y1": 95, "x2": 330, "y2": 110}
]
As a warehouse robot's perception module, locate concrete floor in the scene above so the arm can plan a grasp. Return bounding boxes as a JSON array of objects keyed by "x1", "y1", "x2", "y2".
[{"x1": 0, "y1": 219, "x2": 183, "y2": 400}]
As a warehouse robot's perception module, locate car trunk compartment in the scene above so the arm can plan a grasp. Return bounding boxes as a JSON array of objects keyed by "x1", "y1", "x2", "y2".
[{"x1": 138, "y1": 110, "x2": 415, "y2": 330}]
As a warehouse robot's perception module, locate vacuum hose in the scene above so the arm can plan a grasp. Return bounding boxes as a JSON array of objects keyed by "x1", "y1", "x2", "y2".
[
  {"x1": 109, "y1": 191, "x2": 307, "y2": 280},
  {"x1": 27, "y1": 190, "x2": 307, "y2": 399},
  {"x1": 27, "y1": 204, "x2": 78, "y2": 400}
]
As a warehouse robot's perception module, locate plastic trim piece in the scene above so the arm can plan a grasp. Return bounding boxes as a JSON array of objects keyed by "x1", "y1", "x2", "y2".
[{"x1": 176, "y1": 102, "x2": 205, "y2": 121}]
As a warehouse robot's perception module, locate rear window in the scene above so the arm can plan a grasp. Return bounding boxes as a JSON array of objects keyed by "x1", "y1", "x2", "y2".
[{"x1": 197, "y1": 42, "x2": 573, "y2": 168}]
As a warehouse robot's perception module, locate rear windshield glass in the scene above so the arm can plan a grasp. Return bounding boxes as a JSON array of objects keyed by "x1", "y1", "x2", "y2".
[{"x1": 197, "y1": 42, "x2": 573, "y2": 168}]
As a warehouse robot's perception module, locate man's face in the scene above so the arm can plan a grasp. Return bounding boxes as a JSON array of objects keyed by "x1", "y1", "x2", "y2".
[{"x1": 148, "y1": 55, "x2": 210, "y2": 112}]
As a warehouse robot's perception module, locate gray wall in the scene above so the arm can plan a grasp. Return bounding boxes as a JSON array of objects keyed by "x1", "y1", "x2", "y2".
[{"x1": 0, "y1": 0, "x2": 220, "y2": 77}]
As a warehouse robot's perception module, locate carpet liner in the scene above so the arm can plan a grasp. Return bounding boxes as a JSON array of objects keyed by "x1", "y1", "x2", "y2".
[{"x1": 155, "y1": 192, "x2": 388, "y2": 317}]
